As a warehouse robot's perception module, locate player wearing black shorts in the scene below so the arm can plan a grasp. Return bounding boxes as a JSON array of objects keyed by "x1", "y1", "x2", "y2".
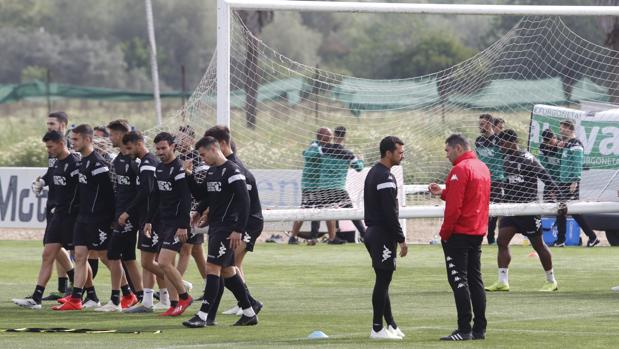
[
  {"x1": 176, "y1": 125, "x2": 208, "y2": 290},
  {"x1": 121, "y1": 131, "x2": 170, "y2": 312},
  {"x1": 54, "y1": 124, "x2": 115, "y2": 311},
  {"x1": 95, "y1": 120, "x2": 142, "y2": 312},
  {"x1": 13, "y1": 131, "x2": 79, "y2": 310},
  {"x1": 363, "y1": 136, "x2": 407, "y2": 340},
  {"x1": 183, "y1": 136, "x2": 257, "y2": 328},
  {"x1": 143, "y1": 132, "x2": 193, "y2": 317},
  {"x1": 201, "y1": 125, "x2": 264, "y2": 319},
  {"x1": 485, "y1": 129, "x2": 560, "y2": 293}
]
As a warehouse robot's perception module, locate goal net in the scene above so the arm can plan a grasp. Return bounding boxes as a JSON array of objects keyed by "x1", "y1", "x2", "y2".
[{"x1": 142, "y1": 13, "x2": 619, "y2": 223}]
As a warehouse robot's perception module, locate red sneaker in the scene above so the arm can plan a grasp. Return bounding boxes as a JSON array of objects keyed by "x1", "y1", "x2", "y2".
[
  {"x1": 57, "y1": 295, "x2": 71, "y2": 304},
  {"x1": 52, "y1": 298, "x2": 83, "y2": 311},
  {"x1": 169, "y1": 295, "x2": 193, "y2": 317},
  {"x1": 120, "y1": 294, "x2": 138, "y2": 309},
  {"x1": 160, "y1": 306, "x2": 176, "y2": 316}
]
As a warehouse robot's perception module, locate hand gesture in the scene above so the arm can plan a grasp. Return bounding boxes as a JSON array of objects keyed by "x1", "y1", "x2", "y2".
[
  {"x1": 176, "y1": 228, "x2": 188, "y2": 243},
  {"x1": 118, "y1": 212, "x2": 129, "y2": 226},
  {"x1": 228, "y1": 231, "x2": 242, "y2": 250},
  {"x1": 399, "y1": 242, "x2": 408, "y2": 257},
  {"x1": 143, "y1": 223, "x2": 152, "y2": 238},
  {"x1": 428, "y1": 183, "x2": 442, "y2": 196}
]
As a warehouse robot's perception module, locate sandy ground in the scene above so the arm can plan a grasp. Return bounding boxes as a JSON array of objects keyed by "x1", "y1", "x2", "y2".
[{"x1": 1, "y1": 218, "x2": 609, "y2": 246}]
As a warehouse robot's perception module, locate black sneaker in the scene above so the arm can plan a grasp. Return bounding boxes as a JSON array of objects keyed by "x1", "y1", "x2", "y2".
[
  {"x1": 440, "y1": 330, "x2": 472, "y2": 341},
  {"x1": 327, "y1": 237, "x2": 346, "y2": 245},
  {"x1": 233, "y1": 314, "x2": 258, "y2": 326},
  {"x1": 153, "y1": 291, "x2": 160, "y2": 301},
  {"x1": 472, "y1": 331, "x2": 485, "y2": 340},
  {"x1": 41, "y1": 292, "x2": 63, "y2": 301},
  {"x1": 251, "y1": 301, "x2": 263, "y2": 315},
  {"x1": 551, "y1": 241, "x2": 565, "y2": 247},
  {"x1": 587, "y1": 237, "x2": 600, "y2": 248},
  {"x1": 182, "y1": 314, "x2": 208, "y2": 328},
  {"x1": 288, "y1": 236, "x2": 299, "y2": 245}
]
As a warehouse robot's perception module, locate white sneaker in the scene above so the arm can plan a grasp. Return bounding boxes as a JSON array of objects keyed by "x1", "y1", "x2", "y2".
[
  {"x1": 370, "y1": 328, "x2": 402, "y2": 340},
  {"x1": 388, "y1": 325, "x2": 405, "y2": 338},
  {"x1": 611, "y1": 285, "x2": 619, "y2": 292},
  {"x1": 12, "y1": 298, "x2": 42, "y2": 310},
  {"x1": 94, "y1": 300, "x2": 122, "y2": 312},
  {"x1": 124, "y1": 303, "x2": 154, "y2": 313},
  {"x1": 153, "y1": 301, "x2": 170, "y2": 311},
  {"x1": 82, "y1": 299, "x2": 101, "y2": 309},
  {"x1": 182, "y1": 280, "x2": 193, "y2": 292},
  {"x1": 222, "y1": 305, "x2": 242, "y2": 315}
]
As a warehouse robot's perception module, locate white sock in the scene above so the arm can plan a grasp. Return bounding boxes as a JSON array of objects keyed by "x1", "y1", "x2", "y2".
[
  {"x1": 498, "y1": 268, "x2": 509, "y2": 284},
  {"x1": 242, "y1": 307, "x2": 256, "y2": 317},
  {"x1": 143, "y1": 288, "x2": 153, "y2": 307},
  {"x1": 197, "y1": 311, "x2": 208, "y2": 321},
  {"x1": 160, "y1": 288, "x2": 170, "y2": 305},
  {"x1": 545, "y1": 269, "x2": 556, "y2": 283}
]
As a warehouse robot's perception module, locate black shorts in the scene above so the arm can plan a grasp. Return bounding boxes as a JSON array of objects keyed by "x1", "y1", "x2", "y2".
[
  {"x1": 138, "y1": 222, "x2": 162, "y2": 253},
  {"x1": 242, "y1": 220, "x2": 264, "y2": 252},
  {"x1": 186, "y1": 228, "x2": 204, "y2": 245},
  {"x1": 107, "y1": 219, "x2": 138, "y2": 261},
  {"x1": 44, "y1": 210, "x2": 76, "y2": 250},
  {"x1": 301, "y1": 189, "x2": 322, "y2": 208},
  {"x1": 499, "y1": 216, "x2": 542, "y2": 237},
  {"x1": 317, "y1": 189, "x2": 353, "y2": 208},
  {"x1": 490, "y1": 181, "x2": 504, "y2": 203},
  {"x1": 206, "y1": 229, "x2": 235, "y2": 267},
  {"x1": 159, "y1": 222, "x2": 184, "y2": 253},
  {"x1": 73, "y1": 217, "x2": 112, "y2": 250},
  {"x1": 364, "y1": 226, "x2": 397, "y2": 271},
  {"x1": 558, "y1": 182, "x2": 580, "y2": 201}
]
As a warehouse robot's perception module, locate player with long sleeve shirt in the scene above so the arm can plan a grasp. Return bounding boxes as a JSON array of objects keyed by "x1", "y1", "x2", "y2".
[
  {"x1": 429, "y1": 134, "x2": 490, "y2": 341},
  {"x1": 143, "y1": 132, "x2": 193, "y2": 317},
  {"x1": 13, "y1": 131, "x2": 79, "y2": 310},
  {"x1": 554, "y1": 120, "x2": 599, "y2": 247},
  {"x1": 120, "y1": 131, "x2": 171, "y2": 313},
  {"x1": 183, "y1": 136, "x2": 258, "y2": 328},
  {"x1": 363, "y1": 136, "x2": 407, "y2": 340},
  {"x1": 485, "y1": 129, "x2": 560, "y2": 293},
  {"x1": 54, "y1": 124, "x2": 115, "y2": 311}
]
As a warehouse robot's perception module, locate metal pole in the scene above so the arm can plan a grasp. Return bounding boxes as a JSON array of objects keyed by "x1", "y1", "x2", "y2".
[
  {"x1": 46, "y1": 69, "x2": 51, "y2": 114},
  {"x1": 145, "y1": 0, "x2": 163, "y2": 125},
  {"x1": 217, "y1": 0, "x2": 231, "y2": 127},
  {"x1": 181, "y1": 64, "x2": 187, "y2": 105}
]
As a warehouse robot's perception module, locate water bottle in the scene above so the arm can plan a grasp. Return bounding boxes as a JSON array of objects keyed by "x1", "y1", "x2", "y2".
[{"x1": 429, "y1": 234, "x2": 440, "y2": 245}]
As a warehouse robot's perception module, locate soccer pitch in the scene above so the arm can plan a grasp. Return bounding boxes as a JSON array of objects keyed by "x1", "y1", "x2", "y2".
[{"x1": 1, "y1": 240, "x2": 618, "y2": 348}]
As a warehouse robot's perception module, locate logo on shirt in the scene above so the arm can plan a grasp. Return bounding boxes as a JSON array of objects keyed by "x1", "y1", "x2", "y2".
[
  {"x1": 207, "y1": 181, "x2": 222, "y2": 192},
  {"x1": 53, "y1": 176, "x2": 67, "y2": 186},
  {"x1": 79, "y1": 173, "x2": 88, "y2": 184},
  {"x1": 117, "y1": 175, "x2": 131, "y2": 185},
  {"x1": 450, "y1": 174, "x2": 459, "y2": 181},
  {"x1": 381, "y1": 245, "x2": 392, "y2": 262},
  {"x1": 507, "y1": 175, "x2": 524, "y2": 184},
  {"x1": 157, "y1": 180, "x2": 172, "y2": 191}
]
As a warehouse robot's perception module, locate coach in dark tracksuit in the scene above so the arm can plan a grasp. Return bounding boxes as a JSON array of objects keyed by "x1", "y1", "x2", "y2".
[
  {"x1": 363, "y1": 136, "x2": 407, "y2": 340},
  {"x1": 429, "y1": 134, "x2": 490, "y2": 341}
]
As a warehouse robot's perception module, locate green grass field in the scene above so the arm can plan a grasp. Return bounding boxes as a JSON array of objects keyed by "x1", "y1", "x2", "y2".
[{"x1": 1, "y1": 241, "x2": 618, "y2": 348}]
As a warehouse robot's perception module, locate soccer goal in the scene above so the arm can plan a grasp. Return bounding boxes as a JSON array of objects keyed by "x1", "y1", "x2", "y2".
[{"x1": 143, "y1": 1, "x2": 619, "y2": 223}]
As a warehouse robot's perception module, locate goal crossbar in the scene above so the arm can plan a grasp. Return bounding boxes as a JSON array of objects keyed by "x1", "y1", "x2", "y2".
[{"x1": 262, "y1": 202, "x2": 619, "y2": 222}]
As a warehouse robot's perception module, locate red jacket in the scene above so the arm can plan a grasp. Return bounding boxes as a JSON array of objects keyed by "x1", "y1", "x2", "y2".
[{"x1": 439, "y1": 151, "x2": 491, "y2": 241}]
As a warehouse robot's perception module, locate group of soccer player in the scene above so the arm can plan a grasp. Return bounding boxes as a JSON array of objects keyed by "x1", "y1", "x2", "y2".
[{"x1": 12, "y1": 112, "x2": 264, "y2": 328}]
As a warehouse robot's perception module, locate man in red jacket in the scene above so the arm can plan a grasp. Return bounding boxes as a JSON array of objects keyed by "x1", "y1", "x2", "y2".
[{"x1": 429, "y1": 134, "x2": 490, "y2": 341}]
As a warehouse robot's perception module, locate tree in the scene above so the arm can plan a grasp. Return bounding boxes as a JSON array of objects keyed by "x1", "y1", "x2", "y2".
[
  {"x1": 237, "y1": 10, "x2": 273, "y2": 129},
  {"x1": 596, "y1": 0, "x2": 619, "y2": 104}
]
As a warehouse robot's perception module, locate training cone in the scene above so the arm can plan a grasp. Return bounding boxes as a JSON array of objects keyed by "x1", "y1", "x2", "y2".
[
  {"x1": 528, "y1": 251, "x2": 539, "y2": 258},
  {"x1": 308, "y1": 330, "x2": 329, "y2": 339}
]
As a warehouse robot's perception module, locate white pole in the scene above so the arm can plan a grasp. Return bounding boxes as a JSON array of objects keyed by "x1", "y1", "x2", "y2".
[
  {"x1": 217, "y1": 0, "x2": 231, "y2": 127},
  {"x1": 226, "y1": 0, "x2": 619, "y2": 16},
  {"x1": 145, "y1": 0, "x2": 162, "y2": 125}
]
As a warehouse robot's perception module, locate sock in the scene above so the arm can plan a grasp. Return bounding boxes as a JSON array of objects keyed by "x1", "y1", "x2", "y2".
[
  {"x1": 224, "y1": 273, "x2": 252, "y2": 310},
  {"x1": 545, "y1": 269, "x2": 556, "y2": 283},
  {"x1": 179, "y1": 292, "x2": 189, "y2": 301},
  {"x1": 383, "y1": 293, "x2": 397, "y2": 329},
  {"x1": 85, "y1": 286, "x2": 99, "y2": 302},
  {"x1": 244, "y1": 283, "x2": 258, "y2": 305},
  {"x1": 135, "y1": 290, "x2": 144, "y2": 302},
  {"x1": 206, "y1": 276, "x2": 225, "y2": 322},
  {"x1": 498, "y1": 268, "x2": 509, "y2": 284},
  {"x1": 121, "y1": 284, "x2": 132, "y2": 297},
  {"x1": 32, "y1": 285, "x2": 45, "y2": 304},
  {"x1": 197, "y1": 310, "x2": 208, "y2": 321},
  {"x1": 71, "y1": 287, "x2": 83, "y2": 300},
  {"x1": 170, "y1": 300, "x2": 179, "y2": 308},
  {"x1": 66, "y1": 269, "x2": 75, "y2": 284},
  {"x1": 200, "y1": 274, "x2": 221, "y2": 314},
  {"x1": 111, "y1": 290, "x2": 121, "y2": 306},
  {"x1": 58, "y1": 277, "x2": 68, "y2": 293},
  {"x1": 143, "y1": 288, "x2": 154, "y2": 307},
  {"x1": 372, "y1": 268, "x2": 393, "y2": 332},
  {"x1": 160, "y1": 288, "x2": 170, "y2": 305},
  {"x1": 88, "y1": 259, "x2": 99, "y2": 279}
]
